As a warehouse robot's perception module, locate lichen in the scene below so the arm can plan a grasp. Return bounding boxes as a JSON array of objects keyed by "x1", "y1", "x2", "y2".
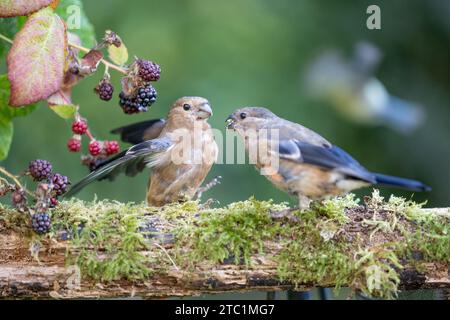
[{"x1": 0, "y1": 190, "x2": 448, "y2": 299}]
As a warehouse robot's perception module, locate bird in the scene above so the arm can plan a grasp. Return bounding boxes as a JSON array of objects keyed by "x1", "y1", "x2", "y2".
[
  {"x1": 303, "y1": 42, "x2": 425, "y2": 134},
  {"x1": 226, "y1": 107, "x2": 431, "y2": 209},
  {"x1": 65, "y1": 97, "x2": 219, "y2": 206}
]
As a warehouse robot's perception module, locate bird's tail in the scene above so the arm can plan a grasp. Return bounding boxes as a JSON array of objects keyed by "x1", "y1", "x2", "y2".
[{"x1": 374, "y1": 173, "x2": 431, "y2": 192}]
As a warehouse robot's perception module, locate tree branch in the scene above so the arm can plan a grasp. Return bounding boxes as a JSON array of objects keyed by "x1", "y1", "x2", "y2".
[{"x1": 0, "y1": 201, "x2": 448, "y2": 299}]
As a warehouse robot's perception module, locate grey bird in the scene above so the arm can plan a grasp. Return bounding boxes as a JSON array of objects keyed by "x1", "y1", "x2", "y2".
[{"x1": 226, "y1": 107, "x2": 431, "y2": 209}]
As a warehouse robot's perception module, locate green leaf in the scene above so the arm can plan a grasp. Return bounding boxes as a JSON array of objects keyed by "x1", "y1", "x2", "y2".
[
  {"x1": 0, "y1": 0, "x2": 53, "y2": 18},
  {"x1": 0, "y1": 17, "x2": 17, "y2": 58},
  {"x1": 0, "y1": 75, "x2": 37, "y2": 118},
  {"x1": 49, "y1": 104, "x2": 77, "y2": 119},
  {"x1": 7, "y1": 7, "x2": 67, "y2": 107},
  {"x1": 0, "y1": 117, "x2": 13, "y2": 161},
  {"x1": 55, "y1": 0, "x2": 95, "y2": 48},
  {"x1": 108, "y1": 43, "x2": 129, "y2": 66}
]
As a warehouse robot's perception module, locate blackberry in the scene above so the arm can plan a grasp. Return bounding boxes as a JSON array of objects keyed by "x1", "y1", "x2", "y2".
[
  {"x1": 32, "y1": 212, "x2": 51, "y2": 234},
  {"x1": 50, "y1": 173, "x2": 70, "y2": 196},
  {"x1": 67, "y1": 138, "x2": 82, "y2": 152},
  {"x1": 89, "y1": 141, "x2": 103, "y2": 156},
  {"x1": 29, "y1": 160, "x2": 53, "y2": 181},
  {"x1": 105, "y1": 141, "x2": 120, "y2": 155},
  {"x1": 11, "y1": 189, "x2": 27, "y2": 209},
  {"x1": 119, "y1": 92, "x2": 140, "y2": 114},
  {"x1": 50, "y1": 198, "x2": 59, "y2": 208},
  {"x1": 72, "y1": 120, "x2": 88, "y2": 135},
  {"x1": 136, "y1": 85, "x2": 157, "y2": 110},
  {"x1": 137, "y1": 59, "x2": 161, "y2": 82},
  {"x1": 95, "y1": 79, "x2": 114, "y2": 101},
  {"x1": 119, "y1": 85, "x2": 157, "y2": 114}
]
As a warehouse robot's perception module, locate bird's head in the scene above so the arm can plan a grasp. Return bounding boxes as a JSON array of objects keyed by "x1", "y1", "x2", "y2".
[
  {"x1": 226, "y1": 107, "x2": 277, "y2": 132},
  {"x1": 168, "y1": 97, "x2": 213, "y2": 128},
  {"x1": 167, "y1": 97, "x2": 213, "y2": 128}
]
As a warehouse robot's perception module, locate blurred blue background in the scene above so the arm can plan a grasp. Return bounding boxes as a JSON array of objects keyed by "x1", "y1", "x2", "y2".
[{"x1": 2, "y1": 0, "x2": 450, "y2": 208}]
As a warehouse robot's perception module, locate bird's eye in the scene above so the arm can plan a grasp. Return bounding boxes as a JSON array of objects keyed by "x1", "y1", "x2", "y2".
[
  {"x1": 240, "y1": 112, "x2": 247, "y2": 120},
  {"x1": 183, "y1": 104, "x2": 192, "y2": 111}
]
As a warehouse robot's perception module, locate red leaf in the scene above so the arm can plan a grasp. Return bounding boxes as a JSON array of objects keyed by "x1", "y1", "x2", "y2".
[
  {"x1": 7, "y1": 7, "x2": 67, "y2": 107},
  {"x1": 0, "y1": 0, "x2": 53, "y2": 18}
]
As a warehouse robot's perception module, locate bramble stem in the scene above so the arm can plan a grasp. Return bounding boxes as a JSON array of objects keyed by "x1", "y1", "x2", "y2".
[
  {"x1": 68, "y1": 42, "x2": 128, "y2": 75},
  {"x1": 0, "y1": 167, "x2": 35, "y2": 199},
  {"x1": 0, "y1": 33, "x2": 13, "y2": 45}
]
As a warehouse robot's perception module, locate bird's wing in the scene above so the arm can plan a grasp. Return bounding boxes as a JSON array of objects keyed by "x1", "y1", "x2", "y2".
[
  {"x1": 65, "y1": 138, "x2": 173, "y2": 197},
  {"x1": 278, "y1": 139, "x2": 376, "y2": 183},
  {"x1": 111, "y1": 119, "x2": 166, "y2": 144}
]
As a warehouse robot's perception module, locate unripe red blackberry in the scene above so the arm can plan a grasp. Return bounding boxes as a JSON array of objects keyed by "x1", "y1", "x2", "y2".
[
  {"x1": 95, "y1": 78, "x2": 114, "y2": 101},
  {"x1": 50, "y1": 173, "x2": 70, "y2": 196},
  {"x1": 29, "y1": 160, "x2": 53, "y2": 181},
  {"x1": 11, "y1": 189, "x2": 27, "y2": 209},
  {"x1": 32, "y1": 212, "x2": 51, "y2": 234},
  {"x1": 67, "y1": 138, "x2": 82, "y2": 152},
  {"x1": 72, "y1": 120, "x2": 88, "y2": 135},
  {"x1": 105, "y1": 141, "x2": 120, "y2": 155},
  {"x1": 50, "y1": 198, "x2": 59, "y2": 208},
  {"x1": 137, "y1": 59, "x2": 161, "y2": 81},
  {"x1": 89, "y1": 140, "x2": 103, "y2": 156}
]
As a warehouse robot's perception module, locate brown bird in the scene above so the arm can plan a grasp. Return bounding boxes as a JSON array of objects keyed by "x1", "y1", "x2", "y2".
[
  {"x1": 226, "y1": 107, "x2": 431, "y2": 209},
  {"x1": 65, "y1": 97, "x2": 218, "y2": 206}
]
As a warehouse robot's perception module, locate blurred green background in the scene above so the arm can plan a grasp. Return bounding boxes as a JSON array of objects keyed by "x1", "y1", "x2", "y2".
[
  {"x1": 2, "y1": 0, "x2": 450, "y2": 207},
  {"x1": 0, "y1": 0, "x2": 449, "y2": 301}
]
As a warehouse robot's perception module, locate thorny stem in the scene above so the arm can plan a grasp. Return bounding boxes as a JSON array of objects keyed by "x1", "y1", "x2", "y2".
[
  {"x1": 68, "y1": 42, "x2": 128, "y2": 75},
  {"x1": 0, "y1": 33, "x2": 127, "y2": 75}
]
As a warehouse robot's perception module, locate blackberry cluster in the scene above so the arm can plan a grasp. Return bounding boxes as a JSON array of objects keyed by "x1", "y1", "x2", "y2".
[
  {"x1": 137, "y1": 59, "x2": 161, "y2": 82},
  {"x1": 96, "y1": 79, "x2": 114, "y2": 101},
  {"x1": 119, "y1": 84, "x2": 157, "y2": 114},
  {"x1": 29, "y1": 160, "x2": 53, "y2": 181},
  {"x1": 50, "y1": 173, "x2": 70, "y2": 196},
  {"x1": 32, "y1": 213, "x2": 51, "y2": 234}
]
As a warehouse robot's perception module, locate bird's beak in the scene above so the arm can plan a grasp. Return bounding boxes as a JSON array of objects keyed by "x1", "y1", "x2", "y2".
[
  {"x1": 226, "y1": 115, "x2": 236, "y2": 130},
  {"x1": 196, "y1": 103, "x2": 213, "y2": 120}
]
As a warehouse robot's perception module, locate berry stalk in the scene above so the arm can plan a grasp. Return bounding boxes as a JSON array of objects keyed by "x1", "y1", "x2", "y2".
[
  {"x1": 68, "y1": 42, "x2": 128, "y2": 75},
  {"x1": 0, "y1": 167, "x2": 35, "y2": 199}
]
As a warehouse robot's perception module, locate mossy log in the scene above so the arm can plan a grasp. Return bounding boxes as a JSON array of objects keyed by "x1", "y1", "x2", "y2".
[{"x1": 0, "y1": 193, "x2": 449, "y2": 299}]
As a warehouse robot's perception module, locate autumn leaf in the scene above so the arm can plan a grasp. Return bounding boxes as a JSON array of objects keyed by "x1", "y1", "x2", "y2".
[
  {"x1": 0, "y1": 0, "x2": 53, "y2": 18},
  {"x1": 7, "y1": 7, "x2": 67, "y2": 107}
]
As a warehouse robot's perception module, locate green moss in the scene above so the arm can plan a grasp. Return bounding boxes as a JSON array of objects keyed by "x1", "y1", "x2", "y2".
[
  {"x1": 0, "y1": 190, "x2": 448, "y2": 299},
  {"x1": 174, "y1": 197, "x2": 288, "y2": 266},
  {"x1": 52, "y1": 200, "x2": 153, "y2": 281}
]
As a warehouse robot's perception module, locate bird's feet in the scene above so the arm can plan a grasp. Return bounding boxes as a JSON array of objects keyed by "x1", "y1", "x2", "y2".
[{"x1": 194, "y1": 176, "x2": 222, "y2": 201}]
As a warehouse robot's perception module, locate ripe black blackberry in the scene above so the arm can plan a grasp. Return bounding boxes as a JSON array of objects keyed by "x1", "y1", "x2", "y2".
[
  {"x1": 119, "y1": 92, "x2": 140, "y2": 114},
  {"x1": 137, "y1": 59, "x2": 161, "y2": 81},
  {"x1": 119, "y1": 85, "x2": 157, "y2": 114},
  {"x1": 29, "y1": 160, "x2": 53, "y2": 181},
  {"x1": 32, "y1": 212, "x2": 51, "y2": 234},
  {"x1": 95, "y1": 79, "x2": 114, "y2": 101},
  {"x1": 50, "y1": 173, "x2": 70, "y2": 196}
]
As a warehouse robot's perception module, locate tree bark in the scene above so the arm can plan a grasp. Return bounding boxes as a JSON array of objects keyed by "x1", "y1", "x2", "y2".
[{"x1": 0, "y1": 208, "x2": 449, "y2": 299}]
